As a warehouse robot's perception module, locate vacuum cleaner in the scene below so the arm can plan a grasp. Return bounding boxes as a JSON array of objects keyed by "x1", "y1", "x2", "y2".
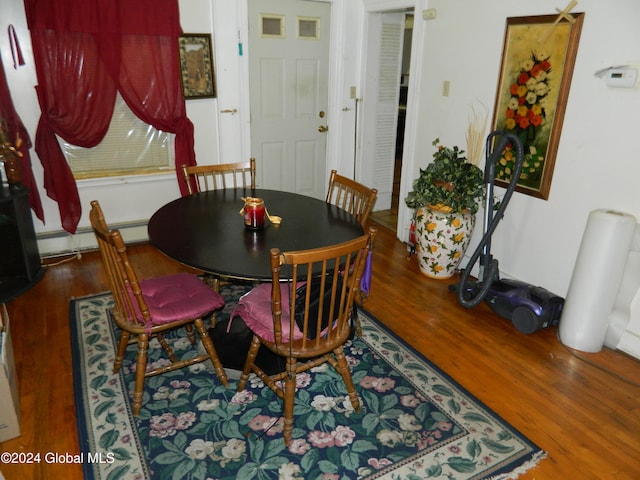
[{"x1": 451, "y1": 130, "x2": 564, "y2": 334}]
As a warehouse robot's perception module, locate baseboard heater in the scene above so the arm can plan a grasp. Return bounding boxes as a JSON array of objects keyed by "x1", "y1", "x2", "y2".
[{"x1": 36, "y1": 220, "x2": 150, "y2": 258}]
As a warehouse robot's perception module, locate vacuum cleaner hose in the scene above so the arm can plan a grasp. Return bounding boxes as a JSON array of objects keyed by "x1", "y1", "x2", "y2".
[{"x1": 457, "y1": 131, "x2": 524, "y2": 308}]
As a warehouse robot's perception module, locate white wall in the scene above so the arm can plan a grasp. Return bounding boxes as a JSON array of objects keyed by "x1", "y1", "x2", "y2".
[{"x1": 402, "y1": 0, "x2": 640, "y2": 297}]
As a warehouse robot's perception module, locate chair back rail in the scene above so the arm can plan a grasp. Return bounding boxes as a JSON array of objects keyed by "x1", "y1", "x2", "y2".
[
  {"x1": 182, "y1": 158, "x2": 256, "y2": 194},
  {"x1": 326, "y1": 169, "x2": 377, "y2": 228}
]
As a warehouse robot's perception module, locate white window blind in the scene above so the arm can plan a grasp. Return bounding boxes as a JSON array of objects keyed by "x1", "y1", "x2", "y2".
[{"x1": 61, "y1": 94, "x2": 174, "y2": 179}]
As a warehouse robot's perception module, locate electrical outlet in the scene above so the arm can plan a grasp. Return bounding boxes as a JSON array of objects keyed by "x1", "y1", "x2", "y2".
[{"x1": 350, "y1": 86, "x2": 357, "y2": 99}]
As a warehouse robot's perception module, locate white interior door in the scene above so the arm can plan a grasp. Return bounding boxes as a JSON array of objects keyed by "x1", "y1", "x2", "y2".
[
  {"x1": 359, "y1": 12, "x2": 405, "y2": 211},
  {"x1": 248, "y1": 0, "x2": 331, "y2": 198}
]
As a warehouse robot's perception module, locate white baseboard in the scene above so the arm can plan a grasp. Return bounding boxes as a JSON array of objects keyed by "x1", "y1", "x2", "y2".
[
  {"x1": 617, "y1": 331, "x2": 640, "y2": 361},
  {"x1": 36, "y1": 221, "x2": 149, "y2": 257}
]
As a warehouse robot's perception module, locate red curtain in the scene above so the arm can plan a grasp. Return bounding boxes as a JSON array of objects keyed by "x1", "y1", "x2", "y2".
[
  {"x1": 24, "y1": 0, "x2": 195, "y2": 233},
  {"x1": 0, "y1": 50, "x2": 44, "y2": 221}
]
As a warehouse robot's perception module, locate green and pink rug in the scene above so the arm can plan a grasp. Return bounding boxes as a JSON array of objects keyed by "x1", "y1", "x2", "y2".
[{"x1": 70, "y1": 285, "x2": 545, "y2": 479}]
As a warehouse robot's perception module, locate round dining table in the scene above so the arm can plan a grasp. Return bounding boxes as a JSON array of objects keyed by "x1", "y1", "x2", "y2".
[{"x1": 147, "y1": 188, "x2": 364, "y2": 281}]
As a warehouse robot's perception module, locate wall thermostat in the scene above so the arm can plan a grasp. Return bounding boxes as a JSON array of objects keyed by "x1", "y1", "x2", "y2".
[{"x1": 605, "y1": 67, "x2": 637, "y2": 88}]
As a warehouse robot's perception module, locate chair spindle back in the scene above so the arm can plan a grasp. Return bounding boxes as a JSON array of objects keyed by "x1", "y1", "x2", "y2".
[
  {"x1": 326, "y1": 170, "x2": 378, "y2": 228},
  {"x1": 182, "y1": 158, "x2": 256, "y2": 194},
  {"x1": 270, "y1": 227, "x2": 377, "y2": 354},
  {"x1": 89, "y1": 200, "x2": 149, "y2": 328}
]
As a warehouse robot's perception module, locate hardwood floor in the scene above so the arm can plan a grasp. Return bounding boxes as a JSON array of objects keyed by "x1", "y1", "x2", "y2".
[
  {"x1": 1, "y1": 222, "x2": 639, "y2": 479},
  {"x1": 369, "y1": 208, "x2": 398, "y2": 232}
]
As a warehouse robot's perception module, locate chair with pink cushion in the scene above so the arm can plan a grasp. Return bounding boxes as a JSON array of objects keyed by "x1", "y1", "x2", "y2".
[
  {"x1": 89, "y1": 200, "x2": 228, "y2": 415},
  {"x1": 234, "y1": 227, "x2": 377, "y2": 445}
]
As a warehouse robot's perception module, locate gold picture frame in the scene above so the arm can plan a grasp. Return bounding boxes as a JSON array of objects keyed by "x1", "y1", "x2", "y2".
[
  {"x1": 179, "y1": 34, "x2": 216, "y2": 99},
  {"x1": 491, "y1": 13, "x2": 584, "y2": 199}
]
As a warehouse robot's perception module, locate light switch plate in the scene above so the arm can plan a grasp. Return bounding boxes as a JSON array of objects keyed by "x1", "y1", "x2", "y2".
[
  {"x1": 423, "y1": 9, "x2": 437, "y2": 20},
  {"x1": 442, "y1": 80, "x2": 450, "y2": 97}
]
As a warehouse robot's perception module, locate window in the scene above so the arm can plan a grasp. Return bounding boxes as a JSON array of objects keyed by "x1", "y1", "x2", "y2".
[
  {"x1": 61, "y1": 95, "x2": 174, "y2": 179},
  {"x1": 261, "y1": 15, "x2": 285, "y2": 38},
  {"x1": 298, "y1": 17, "x2": 320, "y2": 40}
]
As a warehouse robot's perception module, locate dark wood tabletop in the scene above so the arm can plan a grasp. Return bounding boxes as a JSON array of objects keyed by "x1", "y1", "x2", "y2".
[{"x1": 147, "y1": 188, "x2": 364, "y2": 281}]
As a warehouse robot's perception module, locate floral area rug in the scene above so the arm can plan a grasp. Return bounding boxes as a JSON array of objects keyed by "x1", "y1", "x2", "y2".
[{"x1": 70, "y1": 286, "x2": 545, "y2": 480}]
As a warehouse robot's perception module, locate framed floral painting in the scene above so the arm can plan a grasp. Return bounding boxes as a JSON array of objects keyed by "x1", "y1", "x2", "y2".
[
  {"x1": 491, "y1": 13, "x2": 584, "y2": 199},
  {"x1": 179, "y1": 34, "x2": 216, "y2": 99}
]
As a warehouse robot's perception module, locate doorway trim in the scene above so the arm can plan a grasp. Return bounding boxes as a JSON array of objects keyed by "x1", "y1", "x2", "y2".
[{"x1": 360, "y1": 0, "x2": 427, "y2": 240}]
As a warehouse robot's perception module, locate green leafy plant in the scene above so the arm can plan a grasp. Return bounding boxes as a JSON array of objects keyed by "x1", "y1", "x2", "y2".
[{"x1": 405, "y1": 139, "x2": 484, "y2": 215}]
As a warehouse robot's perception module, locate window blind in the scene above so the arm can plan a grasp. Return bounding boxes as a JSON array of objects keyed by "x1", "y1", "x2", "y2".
[{"x1": 61, "y1": 94, "x2": 173, "y2": 178}]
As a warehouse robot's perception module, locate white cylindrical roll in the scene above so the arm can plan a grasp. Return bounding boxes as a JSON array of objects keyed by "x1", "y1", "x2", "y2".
[{"x1": 559, "y1": 209, "x2": 637, "y2": 352}]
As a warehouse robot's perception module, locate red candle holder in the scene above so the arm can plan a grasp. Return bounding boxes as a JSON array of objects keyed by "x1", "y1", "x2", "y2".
[{"x1": 242, "y1": 197, "x2": 266, "y2": 229}]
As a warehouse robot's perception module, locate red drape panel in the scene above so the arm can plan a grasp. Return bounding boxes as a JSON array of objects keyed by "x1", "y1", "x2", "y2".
[
  {"x1": 30, "y1": 29, "x2": 117, "y2": 232},
  {"x1": 0, "y1": 50, "x2": 44, "y2": 221},
  {"x1": 119, "y1": 35, "x2": 196, "y2": 189},
  {"x1": 24, "y1": 0, "x2": 195, "y2": 233}
]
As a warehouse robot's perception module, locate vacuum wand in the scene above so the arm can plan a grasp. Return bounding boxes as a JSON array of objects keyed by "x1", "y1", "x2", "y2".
[{"x1": 455, "y1": 131, "x2": 525, "y2": 308}]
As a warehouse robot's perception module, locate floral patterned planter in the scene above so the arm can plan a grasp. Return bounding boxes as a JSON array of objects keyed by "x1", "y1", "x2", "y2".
[{"x1": 414, "y1": 206, "x2": 475, "y2": 279}]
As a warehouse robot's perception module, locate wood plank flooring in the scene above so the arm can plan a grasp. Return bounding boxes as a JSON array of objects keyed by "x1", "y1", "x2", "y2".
[{"x1": 1, "y1": 221, "x2": 639, "y2": 479}]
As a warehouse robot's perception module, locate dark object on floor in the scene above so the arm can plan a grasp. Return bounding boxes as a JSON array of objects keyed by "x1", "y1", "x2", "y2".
[
  {"x1": 209, "y1": 317, "x2": 285, "y2": 375},
  {"x1": 461, "y1": 278, "x2": 564, "y2": 334},
  {"x1": 210, "y1": 303, "x2": 359, "y2": 376}
]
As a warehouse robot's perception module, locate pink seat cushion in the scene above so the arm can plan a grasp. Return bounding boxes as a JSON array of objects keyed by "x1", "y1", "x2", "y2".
[
  {"x1": 230, "y1": 283, "x2": 304, "y2": 343},
  {"x1": 131, "y1": 272, "x2": 224, "y2": 327}
]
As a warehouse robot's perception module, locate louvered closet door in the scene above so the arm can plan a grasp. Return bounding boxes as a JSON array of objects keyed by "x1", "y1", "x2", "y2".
[{"x1": 360, "y1": 13, "x2": 405, "y2": 211}]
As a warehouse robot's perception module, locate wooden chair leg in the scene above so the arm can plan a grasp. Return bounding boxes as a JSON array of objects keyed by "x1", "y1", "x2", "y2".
[
  {"x1": 206, "y1": 277, "x2": 221, "y2": 328},
  {"x1": 334, "y1": 347, "x2": 361, "y2": 412},
  {"x1": 185, "y1": 324, "x2": 197, "y2": 344},
  {"x1": 156, "y1": 333, "x2": 179, "y2": 362},
  {"x1": 354, "y1": 299, "x2": 363, "y2": 337},
  {"x1": 282, "y1": 356, "x2": 297, "y2": 446},
  {"x1": 114, "y1": 330, "x2": 130, "y2": 374},
  {"x1": 132, "y1": 333, "x2": 149, "y2": 416},
  {"x1": 238, "y1": 335, "x2": 261, "y2": 392},
  {"x1": 194, "y1": 318, "x2": 228, "y2": 386}
]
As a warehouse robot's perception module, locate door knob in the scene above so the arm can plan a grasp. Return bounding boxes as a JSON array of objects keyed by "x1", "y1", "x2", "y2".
[{"x1": 318, "y1": 125, "x2": 329, "y2": 132}]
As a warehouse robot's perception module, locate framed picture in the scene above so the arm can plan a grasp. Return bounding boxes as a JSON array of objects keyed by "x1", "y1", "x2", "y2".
[
  {"x1": 491, "y1": 13, "x2": 584, "y2": 199},
  {"x1": 178, "y1": 34, "x2": 216, "y2": 99}
]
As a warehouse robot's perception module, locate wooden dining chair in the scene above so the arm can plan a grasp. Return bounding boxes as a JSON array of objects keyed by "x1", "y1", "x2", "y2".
[
  {"x1": 181, "y1": 158, "x2": 257, "y2": 290},
  {"x1": 89, "y1": 200, "x2": 229, "y2": 415},
  {"x1": 182, "y1": 158, "x2": 256, "y2": 194},
  {"x1": 326, "y1": 170, "x2": 378, "y2": 228},
  {"x1": 234, "y1": 227, "x2": 377, "y2": 445}
]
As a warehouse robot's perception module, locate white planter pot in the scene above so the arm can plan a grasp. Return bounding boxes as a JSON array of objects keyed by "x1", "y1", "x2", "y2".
[{"x1": 414, "y1": 206, "x2": 475, "y2": 279}]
